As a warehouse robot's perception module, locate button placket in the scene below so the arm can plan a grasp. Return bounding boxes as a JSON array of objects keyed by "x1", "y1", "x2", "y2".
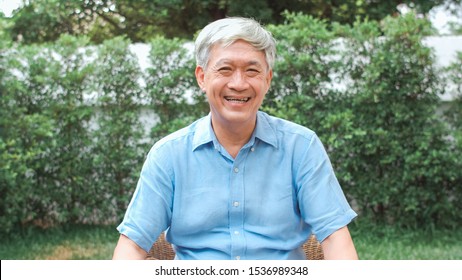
[{"x1": 229, "y1": 151, "x2": 248, "y2": 260}]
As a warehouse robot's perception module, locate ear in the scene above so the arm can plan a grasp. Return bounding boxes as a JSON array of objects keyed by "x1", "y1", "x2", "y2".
[
  {"x1": 195, "y1": 65, "x2": 205, "y2": 92},
  {"x1": 265, "y1": 69, "x2": 273, "y2": 89}
]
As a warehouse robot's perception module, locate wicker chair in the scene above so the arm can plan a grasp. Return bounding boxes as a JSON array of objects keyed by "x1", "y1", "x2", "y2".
[{"x1": 147, "y1": 233, "x2": 324, "y2": 260}]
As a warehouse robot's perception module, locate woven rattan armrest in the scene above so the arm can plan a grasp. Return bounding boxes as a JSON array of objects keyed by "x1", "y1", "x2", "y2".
[{"x1": 147, "y1": 233, "x2": 324, "y2": 260}]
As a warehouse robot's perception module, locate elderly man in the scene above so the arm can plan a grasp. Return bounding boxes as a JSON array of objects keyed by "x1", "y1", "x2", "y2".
[{"x1": 113, "y1": 17, "x2": 358, "y2": 260}]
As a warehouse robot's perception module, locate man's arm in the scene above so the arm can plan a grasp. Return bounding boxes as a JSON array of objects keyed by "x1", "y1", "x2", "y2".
[
  {"x1": 112, "y1": 234, "x2": 148, "y2": 260},
  {"x1": 321, "y1": 226, "x2": 358, "y2": 260}
]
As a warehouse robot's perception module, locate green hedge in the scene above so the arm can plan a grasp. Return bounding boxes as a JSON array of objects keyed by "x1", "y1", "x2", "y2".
[{"x1": 1, "y1": 13, "x2": 461, "y2": 234}]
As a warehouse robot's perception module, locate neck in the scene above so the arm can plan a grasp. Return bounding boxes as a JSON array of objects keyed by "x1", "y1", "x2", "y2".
[{"x1": 211, "y1": 116, "x2": 256, "y2": 158}]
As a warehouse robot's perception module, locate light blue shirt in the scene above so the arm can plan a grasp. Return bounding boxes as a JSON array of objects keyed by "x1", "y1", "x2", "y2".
[{"x1": 117, "y1": 111, "x2": 357, "y2": 260}]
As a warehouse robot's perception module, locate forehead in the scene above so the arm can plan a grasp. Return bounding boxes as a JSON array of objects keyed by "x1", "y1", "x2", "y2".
[{"x1": 208, "y1": 40, "x2": 267, "y2": 67}]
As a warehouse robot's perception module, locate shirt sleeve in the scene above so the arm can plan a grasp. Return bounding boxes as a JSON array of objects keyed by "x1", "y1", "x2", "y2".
[
  {"x1": 116, "y1": 145, "x2": 174, "y2": 252},
  {"x1": 295, "y1": 133, "x2": 357, "y2": 242}
]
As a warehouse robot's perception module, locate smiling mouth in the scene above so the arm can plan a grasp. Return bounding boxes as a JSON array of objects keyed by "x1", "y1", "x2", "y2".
[{"x1": 224, "y1": 97, "x2": 251, "y2": 103}]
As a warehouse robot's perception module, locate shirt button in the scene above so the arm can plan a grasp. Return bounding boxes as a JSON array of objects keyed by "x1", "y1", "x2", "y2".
[
  {"x1": 251, "y1": 147, "x2": 255, "y2": 152},
  {"x1": 234, "y1": 230, "x2": 239, "y2": 235},
  {"x1": 234, "y1": 167, "x2": 239, "y2": 173},
  {"x1": 235, "y1": 256, "x2": 241, "y2": 260},
  {"x1": 233, "y1": 201, "x2": 239, "y2": 207}
]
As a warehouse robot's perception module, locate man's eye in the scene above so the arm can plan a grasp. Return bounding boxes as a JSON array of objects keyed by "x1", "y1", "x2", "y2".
[
  {"x1": 246, "y1": 69, "x2": 260, "y2": 76},
  {"x1": 217, "y1": 68, "x2": 233, "y2": 75}
]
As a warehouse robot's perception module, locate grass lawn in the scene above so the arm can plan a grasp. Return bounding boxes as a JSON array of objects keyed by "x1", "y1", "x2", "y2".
[
  {"x1": 349, "y1": 223, "x2": 462, "y2": 260},
  {"x1": 1, "y1": 223, "x2": 461, "y2": 260},
  {"x1": 0, "y1": 225, "x2": 119, "y2": 260}
]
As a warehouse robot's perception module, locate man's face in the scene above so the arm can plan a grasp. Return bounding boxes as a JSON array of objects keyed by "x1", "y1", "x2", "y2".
[{"x1": 195, "y1": 40, "x2": 273, "y2": 128}]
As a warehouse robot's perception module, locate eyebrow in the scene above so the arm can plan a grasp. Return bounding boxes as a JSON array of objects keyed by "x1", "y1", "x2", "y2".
[{"x1": 214, "y1": 59, "x2": 264, "y2": 68}]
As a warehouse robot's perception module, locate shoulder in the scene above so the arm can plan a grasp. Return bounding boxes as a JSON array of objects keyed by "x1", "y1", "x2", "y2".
[
  {"x1": 259, "y1": 111, "x2": 317, "y2": 143},
  {"x1": 148, "y1": 116, "x2": 205, "y2": 157}
]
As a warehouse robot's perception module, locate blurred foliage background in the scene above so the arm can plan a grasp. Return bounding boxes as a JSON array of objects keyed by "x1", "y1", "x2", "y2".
[
  {"x1": 2, "y1": 0, "x2": 462, "y2": 44},
  {"x1": 1, "y1": 1, "x2": 462, "y2": 240}
]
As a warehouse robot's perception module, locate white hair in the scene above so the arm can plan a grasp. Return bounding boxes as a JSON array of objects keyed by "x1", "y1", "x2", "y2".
[{"x1": 194, "y1": 17, "x2": 276, "y2": 70}]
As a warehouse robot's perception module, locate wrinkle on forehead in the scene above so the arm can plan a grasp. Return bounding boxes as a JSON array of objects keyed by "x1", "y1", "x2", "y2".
[{"x1": 207, "y1": 41, "x2": 268, "y2": 70}]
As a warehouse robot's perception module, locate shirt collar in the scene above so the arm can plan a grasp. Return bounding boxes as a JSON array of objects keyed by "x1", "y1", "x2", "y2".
[
  {"x1": 254, "y1": 111, "x2": 278, "y2": 149},
  {"x1": 192, "y1": 111, "x2": 278, "y2": 152},
  {"x1": 192, "y1": 113, "x2": 215, "y2": 151}
]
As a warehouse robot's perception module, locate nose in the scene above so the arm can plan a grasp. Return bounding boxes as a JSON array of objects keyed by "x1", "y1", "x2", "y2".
[{"x1": 227, "y1": 70, "x2": 249, "y2": 91}]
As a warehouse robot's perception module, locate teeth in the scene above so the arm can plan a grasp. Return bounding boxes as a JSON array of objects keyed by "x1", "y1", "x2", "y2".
[{"x1": 225, "y1": 97, "x2": 250, "y2": 103}]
